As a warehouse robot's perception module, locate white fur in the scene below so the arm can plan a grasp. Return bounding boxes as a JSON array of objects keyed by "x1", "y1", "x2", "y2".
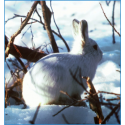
[{"x1": 22, "y1": 19, "x2": 102, "y2": 107}]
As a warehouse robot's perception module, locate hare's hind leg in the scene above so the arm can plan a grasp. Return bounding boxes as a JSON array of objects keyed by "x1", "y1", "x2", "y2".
[{"x1": 55, "y1": 94, "x2": 87, "y2": 106}]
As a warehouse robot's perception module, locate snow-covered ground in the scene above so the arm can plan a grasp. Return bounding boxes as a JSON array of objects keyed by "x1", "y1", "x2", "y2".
[{"x1": 4, "y1": 1, "x2": 120, "y2": 124}]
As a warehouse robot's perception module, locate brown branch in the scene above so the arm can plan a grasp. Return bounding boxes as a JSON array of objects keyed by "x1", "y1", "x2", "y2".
[
  {"x1": 5, "y1": 1, "x2": 39, "y2": 59},
  {"x1": 5, "y1": 36, "x2": 47, "y2": 62},
  {"x1": 6, "y1": 14, "x2": 69, "y2": 52},
  {"x1": 11, "y1": 96, "x2": 26, "y2": 105},
  {"x1": 11, "y1": 44, "x2": 47, "y2": 62},
  {"x1": 5, "y1": 35, "x2": 27, "y2": 73},
  {"x1": 83, "y1": 77, "x2": 104, "y2": 124},
  {"x1": 50, "y1": 0, "x2": 70, "y2": 52},
  {"x1": 116, "y1": 70, "x2": 120, "y2": 73},
  {"x1": 98, "y1": 90, "x2": 120, "y2": 96},
  {"x1": 60, "y1": 90, "x2": 87, "y2": 103},
  {"x1": 40, "y1": 1, "x2": 59, "y2": 53},
  {"x1": 60, "y1": 90, "x2": 76, "y2": 102},
  {"x1": 99, "y1": 2, "x2": 120, "y2": 37},
  {"x1": 6, "y1": 78, "x2": 22, "y2": 92}
]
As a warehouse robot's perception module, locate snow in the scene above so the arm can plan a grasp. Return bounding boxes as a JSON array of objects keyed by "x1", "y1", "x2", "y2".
[
  {"x1": 4, "y1": 1, "x2": 120, "y2": 124},
  {"x1": 5, "y1": 104, "x2": 120, "y2": 124}
]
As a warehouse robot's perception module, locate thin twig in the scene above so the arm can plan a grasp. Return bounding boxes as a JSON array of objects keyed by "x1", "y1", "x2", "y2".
[
  {"x1": 5, "y1": 60, "x2": 14, "y2": 76},
  {"x1": 5, "y1": 78, "x2": 22, "y2": 91},
  {"x1": 105, "y1": 97, "x2": 120, "y2": 101},
  {"x1": 6, "y1": 14, "x2": 69, "y2": 52},
  {"x1": 112, "y1": 1, "x2": 116, "y2": 43},
  {"x1": 106, "y1": 0, "x2": 111, "y2": 6},
  {"x1": 60, "y1": 90, "x2": 87, "y2": 103},
  {"x1": 29, "y1": 25, "x2": 35, "y2": 49},
  {"x1": 99, "y1": 102, "x2": 119, "y2": 107},
  {"x1": 116, "y1": 70, "x2": 120, "y2": 73},
  {"x1": 50, "y1": 0, "x2": 70, "y2": 52},
  {"x1": 62, "y1": 114, "x2": 70, "y2": 124},
  {"x1": 21, "y1": 25, "x2": 31, "y2": 39},
  {"x1": 70, "y1": 68, "x2": 89, "y2": 94},
  {"x1": 115, "y1": 107, "x2": 120, "y2": 124},
  {"x1": 11, "y1": 95, "x2": 27, "y2": 108},
  {"x1": 15, "y1": 56, "x2": 27, "y2": 73},
  {"x1": 5, "y1": 1, "x2": 39, "y2": 58},
  {"x1": 53, "y1": 102, "x2": 76, "y2": 117},
  {"x1": 99, "y1": 3, "x2": 120, "y2": 37},
  {"x1": 35, "y1": 8, "x2": 43, "y2": 24},
  {"x1": 101, "y1": 102, "x2": 120, "y2": 124},
  {"x1": 29, "y1": 103, "x2": 41, "y2": 124},
  {"x1": 98, "y1": 90, "x2": 120, "y2": 96},
  {"x1": 5, "y1": 36, "x2": 47, "y2": 62},
  {"x1": 60, "y1": 90, "x2": 77, "y2": 102}
]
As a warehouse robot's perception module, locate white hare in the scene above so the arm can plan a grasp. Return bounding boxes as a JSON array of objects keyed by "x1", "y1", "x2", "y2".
[{"x1": 22, "y1": 19, "x2": 102, "y2": 107}]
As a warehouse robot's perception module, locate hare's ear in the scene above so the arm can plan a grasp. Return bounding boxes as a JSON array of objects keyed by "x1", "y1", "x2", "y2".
[
  {"x1": 79, "y1": 20, "x2": 89, "y2": 43},
  {"x1": 72, "y1": 19, "x2": 80, "y2": 40}
]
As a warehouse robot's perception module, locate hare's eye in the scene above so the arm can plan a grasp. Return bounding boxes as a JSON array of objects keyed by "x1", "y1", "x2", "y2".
[{"x1": 93, "y1": 45, "x2": 97, "y2": 50}]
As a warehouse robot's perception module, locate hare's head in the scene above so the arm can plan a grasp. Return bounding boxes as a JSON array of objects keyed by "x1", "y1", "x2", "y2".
[{"x1": 71, "y1": 19, "x2": 102, "y2": 63}]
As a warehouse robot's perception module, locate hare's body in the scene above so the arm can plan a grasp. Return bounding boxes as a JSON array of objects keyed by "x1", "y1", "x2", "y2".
[{"x1": 22, "y1": 19, "x2": 102, "y2": 107}]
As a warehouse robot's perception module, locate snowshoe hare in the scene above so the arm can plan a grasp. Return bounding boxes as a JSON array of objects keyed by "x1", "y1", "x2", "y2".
[{"x1": 22, "y1": 19, "x2": 102, "y2": 107}]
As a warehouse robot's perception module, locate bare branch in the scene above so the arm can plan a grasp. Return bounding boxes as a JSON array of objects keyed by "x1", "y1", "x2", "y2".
[
  {"x1": 53, "y1": 102, "x2": 76, "y2": 117},
  {"x1": 62, "y1": 114, "x2": 70, "y2": 124},
  {"x1": 6, "y1": 14, "x2": 69, "y2": 52},
  {"x1": 116, "y1": 70, "x2": 120, "y2": 73},
  {"x1": 29, "y1": 103, "x2": 41, "y2": 124},
  {"x1": 5, "y1": 78, "x2": 22, "y2": 91},
  {"x1": 99, "y1": 3, "x2": 120, "y2": 37},
  {"x1": 35, "y1": 8, "x2": 43, "y2": 23},
  {"x1": 98, "y1": 90, "x2": 120, "y2": 96},
  {"x1": 5, "y1": 36, "x2": 47, "y2": 62},
  {"x1": 101, "y1": 102, "x2": 120, "y2": 124},
  {"x1": 112, "y1": 1, "x2": 116, "y2": 44},
  {"x1": 15, "y1": 56, "x2": 27, "y2": 73},
  {"x1": 105, "y1": 97, "x2": 120, "y2": 101},
  {"x1": 40, "y1": 1, "x2": 59, "y2": 53},
  {"x1": 11, "y1": 96, "x2": 27, "y2": 108},
  {"x1": 5, "y1": 1, "x2": 39, "y2": 58},
  {"x1": 60, "y1": 90, "x2": 87, "y2": 103},
  {"x1": 83, "y1": 77, "x2": 104, "y2": 124},
  {"x1": 106, "y1": 0, "x2": 111, "y2": 6},
  {"x1": 70, "y1": 68, "x2": 89, "y2": 93},
  {"x1": 50, "y1": 0, "x2": 70, "y2": 52}
]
